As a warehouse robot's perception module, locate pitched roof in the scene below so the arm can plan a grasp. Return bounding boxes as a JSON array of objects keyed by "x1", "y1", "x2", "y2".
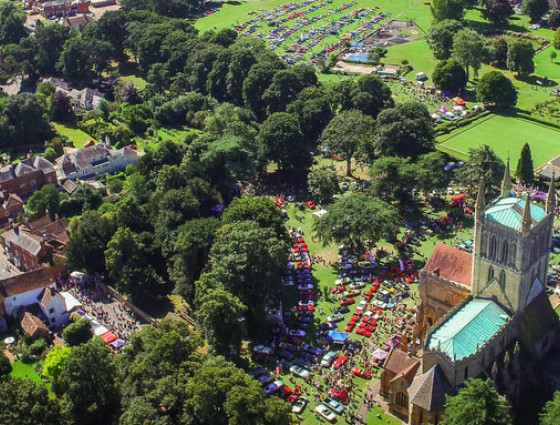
[
  {"x1": 408, "y1": 365, "x2": 452, "y2": 411},
  {"x1": 485, "y1": 197, "x2": 547, "y2": 231},
  {"x1": 74, "y1": 144, "x2": 108, "y2": 170},
  {"x1": 427, "y1": 299, "x2": 510, "y2": 361},
  {"x1": 3, "y1": 193, "x2": 23, "y2": 209},
  {"x1": 2, "y1": 228, "x2": 42, "y2": 256},
  {"x1": 0, "y1": 264, "x2": 67, "y2": 297},
  {"x1": 20, "y1": 310, "x2": 49, "y2": 338},
  {"x1": 384, "y1": 348, "x2": 420, "y2": 375},
  {"x1": 13, "y1": 162, "x2": 35, "y2": 177},
  {"x1": 424, "y1": 243, "x2": 473, "y2": 286},
  {"x1": 38, "y1": 287, "x2": 63, "y2": 309}
]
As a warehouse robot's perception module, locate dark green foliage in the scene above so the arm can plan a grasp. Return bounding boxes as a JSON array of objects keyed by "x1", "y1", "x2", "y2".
[
  {"x1": 52, "y1": 91, "x2": 74, "y2": 122},
  {"x1": 432, "y1": 59, "x2": 468, "y2": 92},
  {"x1": 541, "y1": 391, "x2": 560, "y2": 425},
  {"x1": 456, "y1": 144, "x2": 506, "y2": 197},
  {"x1": 312, "y1": 194, "x2": 402, "y2": 255},
  {"x1": 493, "y1": 37, "x2": 508, "y2": 65},
  {"x1": 0, "y1": 0, "x2": 27, "y2": 45},
  {"x1": 483, "y1": 0, "x2": 513, "y2": 26},
  {"x1": 0, "y1": 378, "x2": 65, "y2": 425},
  {"x1": 307, "y1": 168, "x2": 340, "y2": 204},
  {"x1": 62, "y1": 318, "x2": 92, "y2": 346},
  {"x1": 507, "y1": 39, "x2": 535, "y2": 77},
  {"x1": 431, "y1": 0, "x2": 465, "y2": 21},
  {"x1": 516, "y1": 142, "x2": 534, "y2": 183},
  {"x1": 0, "y1": 350, "x2": 11, "y2": 378},
  {"x1": 476, "y1": 71, "x2": 518, "y2": 108},
  {"x1": 374, "y1": 102, "x2": 435, "y2": 159},
  {"x1": 522, "y1": 0, "x2": 549, "y2": 22},
  {"x1": 441, "y1": 379, "x2": 511, "y2": 425},
  {"x1": 453, "y1": 28, "x2": 489, "y2": 79},
  {"x1": 427, "y1": 20, "x2": 464, "y2": 59},
  {"x1": 26, "y1": 184, "x2": 62, "y2": 220},
  {"x1": 222, "y1": 196, "x2": 287, "y2": 238},
  {"x1": 549, "y1": 9, "x2": 560, "y2": 28}
]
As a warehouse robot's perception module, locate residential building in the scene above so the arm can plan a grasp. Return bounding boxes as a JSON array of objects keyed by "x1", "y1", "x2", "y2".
[
  {"x1": 0, "y1": 156, "x2": 57, "y2": 199},
  {"x1": 62, "y1": 14, "x2": 94, "y2": 30},
  {"x1": 0, "y1": 193, "x2": 24, "y2": 224},
  {"x1": 2, "y1": 215, "x2": 69, "y2": 271},
  {"x1": 33, "y1": 0, "x2": 89, "y2": 18},
  {"x1": 55, "y1": 144, "x2": 139, "y2": 181}
]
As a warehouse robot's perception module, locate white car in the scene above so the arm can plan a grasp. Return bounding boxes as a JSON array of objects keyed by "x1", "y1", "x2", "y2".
[
  {"x1": 253, "y1": 345, "x2": 274, "y2": 355},
  {"x1": 349, "y1": 282, "x2": 365, "y2": 290},
  {"x1": 356, "y1": 300, "x2": 368, "y2": 311},
  {"x1": 372, "y1": 300, "x2": 387, "y2": 309},
  {"x1": 298, "y1": 284, "x2": 314, "y2": 291},
  {"x1": 334, "y1": 277, "x2": 351, "y2": 286},
  {"x1": 315, "y1": 404, "x2": 336, "y2": 422},
  {"x1": 292, "y1": 396, "x2": 308, "y2": 414},
  {"x1": 326, "y1": 313, "x2": 343, "y2": 323},
  {"x1": 321, "y1": 351, "x2": 337, "y2": 367},
  {"x1": 290, "y1": 365, "x2": 311, "y2": 379},
  {"x1": 343, "y1": 289, "x2": 361, "y2": 297}
]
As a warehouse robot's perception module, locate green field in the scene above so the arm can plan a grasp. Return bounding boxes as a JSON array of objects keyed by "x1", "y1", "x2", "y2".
[
  {"x1": 439, "y1": 115, "x2": 560, "y2": 167},
  {"x1": 53, "y1": 122, "x2": 96, "y2": 149}
]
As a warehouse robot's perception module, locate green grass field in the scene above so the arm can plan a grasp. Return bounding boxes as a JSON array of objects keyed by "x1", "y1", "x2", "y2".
[
  {"x1": 10, "y1": 360, "x2": 43, "y2": 385},
  {"x1": 439, "y1": 115, "x2": 560, "y2": 167},
  {"x1": 53, "y1": 122, "x2": 96, "y2": 149}
]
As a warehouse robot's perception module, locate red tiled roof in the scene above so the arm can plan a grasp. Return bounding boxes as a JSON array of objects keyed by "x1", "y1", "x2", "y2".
[
  {"x1": 384, "y1": 348, "x2": 420, "y2": 375},
  {"x1": 424, "y1": 243, "x2": 473, "y2": 286}
]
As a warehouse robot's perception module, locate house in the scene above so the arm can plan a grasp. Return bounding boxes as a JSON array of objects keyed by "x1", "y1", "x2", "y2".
[
  {"x1": 0, "y1": 156, "x2": 57, "y2": 199},
  {"x1": 55, "y1": 86, "x2": 104, "y2": 111},
  {"x1": 62, "y1": 14, "x2": 94, "y2": 31},
  {"x1": 20, "y1": 309, "x2": 50, "y2": 339},
  {"x1": 0, "y1": 264, "x2": 68, "y2": 318},
  {"x1": 55, "y1": 144, "x2": 139, "y2": 181},
  {"x1": 34, "y1": 0, "x2": 89, "y2": 18},
  {"x1": 2, "y1": 215, "x2": 69, "y2": 271},
  {"x1": 0, "y1": 193, "x2": 24, "y2": 224}
]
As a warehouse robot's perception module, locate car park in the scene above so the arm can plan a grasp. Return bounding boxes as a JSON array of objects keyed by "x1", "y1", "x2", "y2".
[
  {"x1": 332, "y1": 355, "x2": 348, "y2": 370},
  {"x1": 327, "y1": 312, "x2": 343, "y2": 322},
  {"x1": 356, "y1": 300, "x2": 368, "y2": 311},
  {"x1": 263, "y1": 380, "x2": 284, "y2": 396},
  {"x1": 315, "y1": 404, "x2": 336, "y2": 422}
]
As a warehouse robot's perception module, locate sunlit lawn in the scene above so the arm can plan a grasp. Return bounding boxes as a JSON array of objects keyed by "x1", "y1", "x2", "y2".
[{"x1": 53, "y1": 122, "x2": 95, "y2": 149}]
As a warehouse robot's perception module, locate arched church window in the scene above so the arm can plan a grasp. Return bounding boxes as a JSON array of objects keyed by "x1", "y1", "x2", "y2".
[
  {"x1": 490, "y1": 235, "x2": 497, "y2": 259},
  {"x1": 501, "y1": 240, "x2": 508, "y2": 263},
  {"x1": 481, "y1": 233, "x2": 488, "y2": 255},
  {"x1": 488, "y1": 266, "x2": 495, "y2": 282},
  {"x1": 396, "y1": 392, "x2": 408, "y2": 407},
  {"x1": 500, "y1": 270, "x2": 506, "y2": 287},
  {"x1": 510, "y1": 243, "x2": 516, "y2": 266}
]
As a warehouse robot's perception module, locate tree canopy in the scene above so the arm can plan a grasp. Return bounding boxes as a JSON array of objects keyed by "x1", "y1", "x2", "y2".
[
  {"x1": 516, "y1": 142, "x2": 534, "y2": 184},
  {"x1": 456, "y1": 144, "x2": 506, "y2": 197},
  {"x1": 432, "y1": 58, "x2": 468, "y2": 92},
  {"x1": 476, "y1": 70, "x2": 518, "y2": 108}
]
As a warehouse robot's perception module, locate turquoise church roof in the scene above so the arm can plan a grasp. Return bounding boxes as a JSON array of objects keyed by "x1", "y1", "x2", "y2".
[
  {"x1": 484, "y1": 197, "x2": 546, "y2": 231},
  {"x1": 427, "y1": 299, "x2": 510, "y2": 361}
]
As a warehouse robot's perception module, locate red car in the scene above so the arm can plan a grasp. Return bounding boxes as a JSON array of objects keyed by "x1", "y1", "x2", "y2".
[
  {"x1": 351, "y1": 367, "x2": 371, "y2": 379},
  {"x1": 304, "y1": 200, "x2": 316, "y2": 209},
  {"x1": 331, "y1": 285, "x2": 346, "y2": 294},
  {"x1": 345, "y1": 322, "x2": 356, "y2": 332},
  {"x1": 339, "y1": 297, "x2": 354, "y2": 305},
  {"x1": 356, "y1": 327, "x2": 371, "y2": 337},
  {"x1": 333, "y1": 356, "x2": 348, "y2": 369},
  {"x1": 329, "y1": 387, "x2": 349, "y2": 403},
  {"x1": 298, "y1": 304, "x2": 315, "y2": 312}
]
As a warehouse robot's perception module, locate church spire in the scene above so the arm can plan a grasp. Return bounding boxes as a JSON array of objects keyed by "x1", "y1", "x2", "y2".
[
  {"x1": 547, "y1": 172, "x2": 556, "y2": 215},
  {"x1": 501, "y1": 157, "x2": 512, "y2": 198},
  {"x1": 476, "y1": 179, "x2": 485, "y2": 220},
  {"x1": 521, "y1": 196, "x2": 532, "y2": 232}
]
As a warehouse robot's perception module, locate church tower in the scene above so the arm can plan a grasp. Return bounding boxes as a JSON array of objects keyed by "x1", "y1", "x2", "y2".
[{"x1": 471, "y1": 172, "x2": 555, "y2": 314}]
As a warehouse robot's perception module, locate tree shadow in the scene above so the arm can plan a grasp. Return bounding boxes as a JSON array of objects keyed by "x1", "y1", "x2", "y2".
[
  {"x1": 513, "y1": 74, "x2": 558, "y2": 87},
  {"x1": 465, "y1": 18, "x2": 528, "y2": 35}
]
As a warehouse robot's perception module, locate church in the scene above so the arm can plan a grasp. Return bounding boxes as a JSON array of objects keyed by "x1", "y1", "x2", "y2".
[{"x1": 382, "y1": 165, "x2": 560, "y2": 425}]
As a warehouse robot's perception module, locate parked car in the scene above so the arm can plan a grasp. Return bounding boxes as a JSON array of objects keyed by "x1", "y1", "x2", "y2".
[
  {"x1": 321, "y1": 351, "x2": 337, "y2": 367},
  {"x1": 348, "y1": 282, "x2": 365, "y2": 289},
  {"x1": 339, "y1": 297, "x2": 355, "y2": 306},
  {"x1": 292, "y1": 396, "x2": 308, "y2": 414},
  {"x1": 256, "y1": 372, "x2": 275, "y2": 385},
  {"x1": 290, "y1": 365, "x2": 311, "y2": 379},
  {"x1": 356, "y1": 300, "x2": 368, "y2": 311},
  {"x1": 315, "y1": 404, "x2": 336, "y2": 422},
  {"x1": 253, "y1": 345, "x2": 273, "y2": 356},
  {"x1": 332, "y1": 355, "x2": 348, "y2": 370},
  {"x1": 263, "y1": 380, "x2": 284, "y2": 396},
  {"x1": 327, "y1": 313, "x2": 344, "y2": 323},
  {"x1": 351, "y1": 367, "x2": 371, "y2": 379},
  {"x1": 298, "y1": 284, "x2": 314, "y2": 291},
  {"x1": 324, "y1": 397, "x2": 344, "y2": 414}
]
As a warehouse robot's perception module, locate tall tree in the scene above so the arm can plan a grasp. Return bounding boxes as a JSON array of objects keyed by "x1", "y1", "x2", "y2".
[
  {"x1": 431, "y1": 0, "x2": 465, "y2": 21},
  {"x1": 507, "y1": 39, "x2": 535, "y2": 77},
  {"x1": 42, "y1": 345, "x2": 71, "y2": 395},
  {"x1": 483, "y1": 0, "x2": 514, "y2": 26},
  {"x1": 312, "y1": 194, "x2": 401, "y2": 255},
  {"x1": 62, "y1": 318, "x2": 92, "y2": 347},
  {"x1": 541, "y1": 391, "x2": 560, "y2": 425},
  {"x1": 369, "y1": 156, "x2": 414, "y2": 200},
  {"x1": 374, "y1": 102, "x2": 435, "y2": 159},
  {"x1": 197, "y1": 288, "x2": 247, "y2": 355},
  {"x1": 352, "y1": 74, "x2": 394, "y2": 118},
  {"x1": 453, "y1": 28, "x2": 488, "y2": 79},
  {"x1": 516, "y1": 142, "x2": 534, "y2": 184},
  {"x1": 25, "y1": 184, "x2": 62, "y2": 219},
  {"x1": 222, "y1": 196, "x2": 287, "y2": 238},
  {"x1": 432, "y1": 59, "x2": 468, "y2": 92},
  {"x1": 320, "y1": 109, "x2": 375, "y2": 176},
  {"x1": 441, "y1": 379, "x2": 511, "y2": 425},
  {"x1": 308, "y1": 168, "x2": 340, "y2": 204},
  {"x1": 427, "y1": 20, "x2": 464, "y2": 59},
  {"x1": 476, "y1": 71, "x2": 517, "y2": 108},
  {"x1": 456, "y1": 144, "x2": 506, "y2": 197},
  {"x1": 522, "y1": 0, "x2": 549, "y2": 22},
  {"x1": 0, "y1": 0, "x2": 26, "y2": 45}
]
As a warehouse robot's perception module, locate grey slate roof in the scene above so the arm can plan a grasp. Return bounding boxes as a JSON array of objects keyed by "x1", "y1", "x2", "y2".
[{"x1": 408, "y1": 365, "x2": 453, "y2": 412}]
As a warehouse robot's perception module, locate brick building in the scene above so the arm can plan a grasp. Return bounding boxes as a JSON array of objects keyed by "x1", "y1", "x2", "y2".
[
  {"x1": 0, "y1": 156, "x2": 57, "y2": 199},
  {"x1": 0, "y1": 193, "x2": 24, "y2": 224},
  {"x1": 2, "y1": 215, "x2": 69, "y2": 271}
]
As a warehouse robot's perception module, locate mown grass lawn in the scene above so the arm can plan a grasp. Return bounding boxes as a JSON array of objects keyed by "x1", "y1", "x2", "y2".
[
  {"x1": 438, "y1": 114, "x2": 560, "y2": 167},
  {"x1": 53, "y1": 122, "x2": 95, "y2": 149}
]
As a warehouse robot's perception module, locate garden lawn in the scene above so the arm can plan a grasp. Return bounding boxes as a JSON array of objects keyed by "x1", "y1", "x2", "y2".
[
  {"x1": 10, "y1": 360, "x2": 42, "y2": 385},
  {"x1": 438, "y1": 115, "x2": 560, "y2": 167},
  {"x1": 53, "y1": 122, "x2": 95, "y2": 149}
]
